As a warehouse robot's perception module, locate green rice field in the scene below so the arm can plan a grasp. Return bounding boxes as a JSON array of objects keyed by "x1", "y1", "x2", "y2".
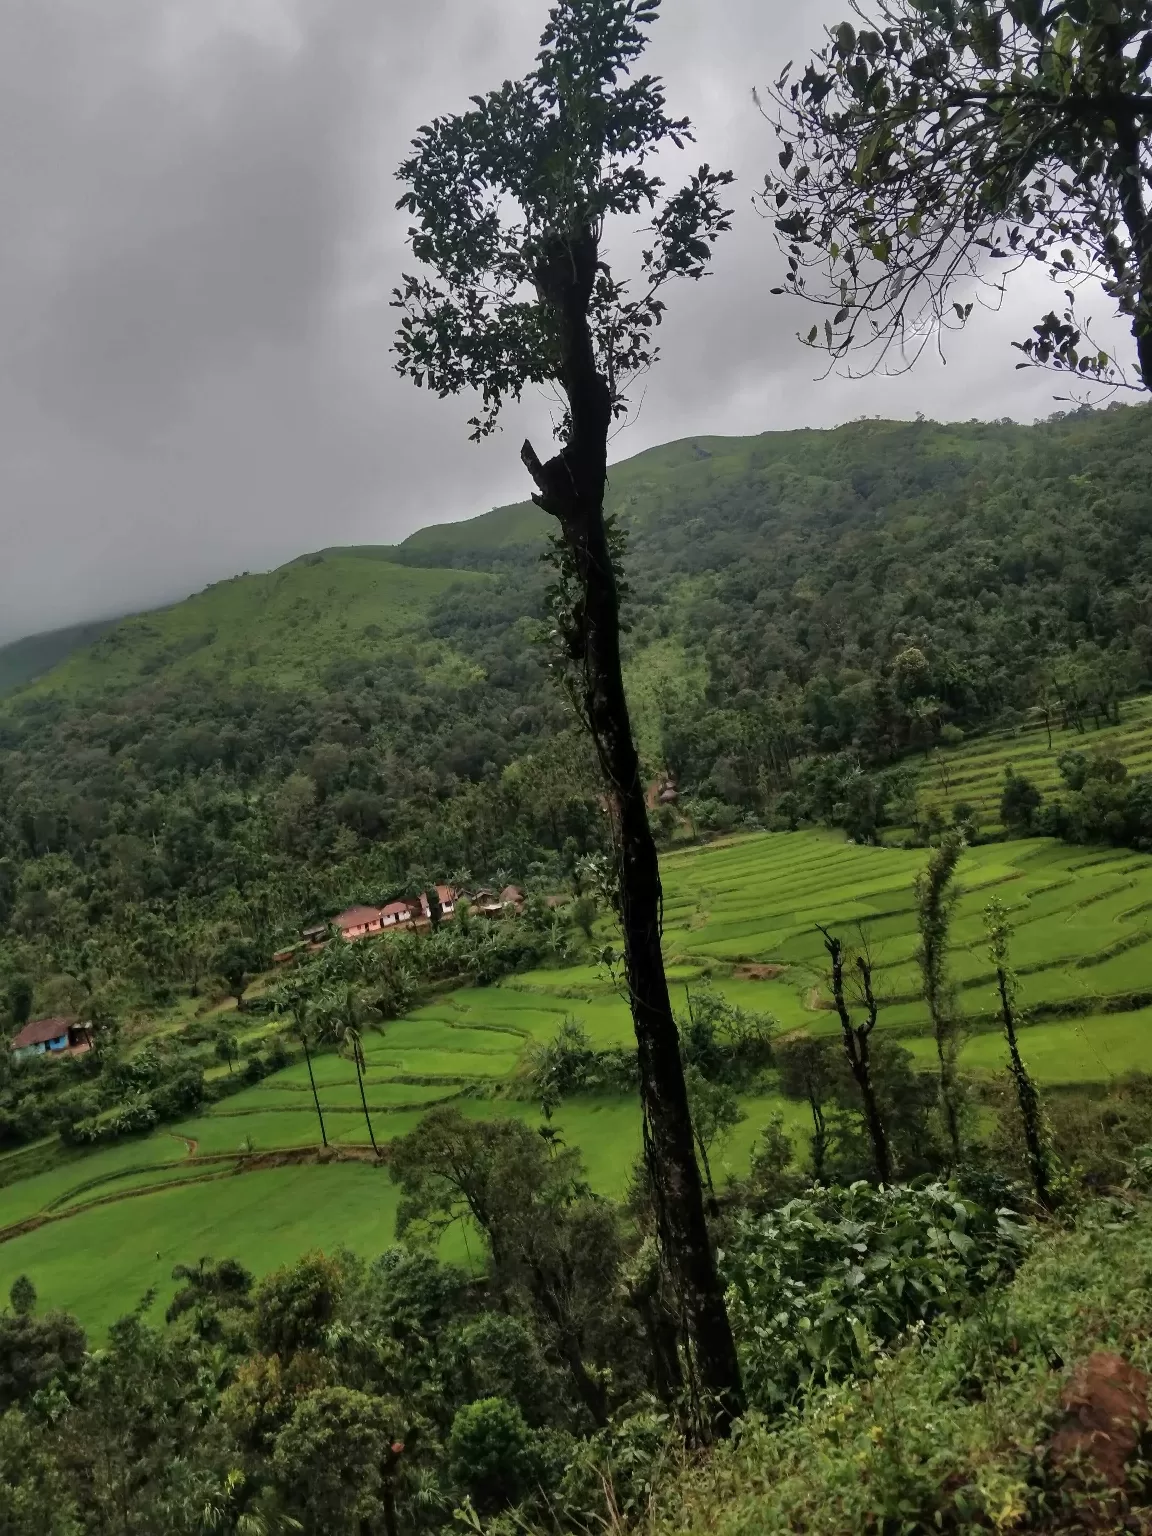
[
  {"x1": 4, "y1": 819, "x2": 1152, "y2": 1333},
  {"x1": 915, "y1": 691, "x2": 1152, "y2": 831}
]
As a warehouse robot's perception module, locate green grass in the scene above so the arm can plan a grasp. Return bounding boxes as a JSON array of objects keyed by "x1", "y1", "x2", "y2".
[
  {"x1": 0, "y1": 1138, "x2": 197, "y2": 1229},
  {"x1": 399, "y1": 499, "x2": 550, "y2": 555},
  {"x1": 650, "y1": 831, "x2": 1152, "y2": 1066},
  {"x1": 214, "y1": 1076, "x2": 456, "y2": 1112},
  {"x1": 0, "y1": 617, "x2": 120, "y2": 697},
  {"x1": 905, "y1": 1006, "x2": 1152, "y2": 1083},
  {"x1": 0, "y1": 1091, "x2": 798, "y2": 1336},
  {"x1": 0, "y1": 1165, "x2": 419, "y2": 1338}
]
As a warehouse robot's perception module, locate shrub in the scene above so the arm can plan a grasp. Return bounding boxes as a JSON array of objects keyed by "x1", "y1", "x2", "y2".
[
  {"x1": 1000, "y1": 769, "x2": 1042, "y2": 832},
  {"x1": 524, "y1": 1017, "x2": 638, "y2": 1102},
  {"x1": 448, "y1": 1396, "x2": 539, "y2": 1512},
  {"x1": 679, "y1": 987, "x2": 775, "y2": 1088},
  {"x1": 723, "y1": 1180, "x2": 1028, "y2": 1408},
  {"x1": 558, "y1": 1409, "x2": 679, "y2": 1524},
  {"x1": 651, "y1": 1202, "x2": 1152, "y2": 1536},
  {"x1": 64, "y1": 1093, "x2": 159, "y2": 1147},
  {"x1": 254, "y1": 1252, "x2": 346, "y2": 1360}
]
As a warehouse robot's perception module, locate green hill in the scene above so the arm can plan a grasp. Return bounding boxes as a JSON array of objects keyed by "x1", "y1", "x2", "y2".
[
  {"x1": 18, "y1": 555, "x2": 488, "y2": 698},
  {"x1": 396, "y1": 429, "x2": 843, "y2": 563},
  {"x1": 11, "y1": 402, "x2": 1151, "y2": 707},
  {"x1": 0, "y1": 618, "x2": 121, "y2": 696},
  {"x1": 400, "y1": 497, "x2": 550, "y2": 558},
  {"x1": 4, "y1": 402, "x2": 1152, "y2": 1038}
]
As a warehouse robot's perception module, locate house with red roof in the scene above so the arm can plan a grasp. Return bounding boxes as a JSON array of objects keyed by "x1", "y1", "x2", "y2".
[
  {"x1": 10, "y1": 1017, "x2": 92, "y2": 1061},
  {"x1": 332, "y1": 905, "x2": 384, "y2": 940},
  {"x1": 301, "y1": 884, "x2": 477, "y2": 944}
]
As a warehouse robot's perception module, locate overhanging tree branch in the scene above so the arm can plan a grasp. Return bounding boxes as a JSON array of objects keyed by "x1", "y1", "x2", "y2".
[{"x1": 759, "y1": 0, "x2": 1152, "y2": 397}]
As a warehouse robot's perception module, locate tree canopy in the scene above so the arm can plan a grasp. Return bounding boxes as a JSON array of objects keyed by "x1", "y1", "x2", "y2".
[{"x1": 761, "y1": 0, "x2": 1152, "y2": 395}]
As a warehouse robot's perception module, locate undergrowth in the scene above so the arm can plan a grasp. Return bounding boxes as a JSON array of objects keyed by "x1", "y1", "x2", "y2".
[{"x1": 638, "y1": 1200, "x2": 1152, "y2": 1534}]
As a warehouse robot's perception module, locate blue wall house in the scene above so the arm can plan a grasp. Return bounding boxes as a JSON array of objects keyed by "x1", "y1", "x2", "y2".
[{"x1": 9, "y1": 1017, "x2": 92, "y2": 1060}]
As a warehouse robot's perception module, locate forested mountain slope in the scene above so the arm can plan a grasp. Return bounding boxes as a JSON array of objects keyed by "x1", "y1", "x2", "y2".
[{"x1": 2, "y1": 403, "x2": 1150, "y2": 1010}]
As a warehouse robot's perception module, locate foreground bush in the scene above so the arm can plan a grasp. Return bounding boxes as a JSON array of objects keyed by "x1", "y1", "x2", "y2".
[
  {"x1": 723, "y1": 1179, "x2": 1028, "y2": 1409},
  {"x1": 651, "y1": 1200, "x2": 1152, "y2": 1534}
]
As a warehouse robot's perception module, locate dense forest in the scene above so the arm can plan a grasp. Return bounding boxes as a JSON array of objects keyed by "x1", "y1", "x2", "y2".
[{"x1": 1, "y1": 403, "x2": 1151, "y2": 1015}]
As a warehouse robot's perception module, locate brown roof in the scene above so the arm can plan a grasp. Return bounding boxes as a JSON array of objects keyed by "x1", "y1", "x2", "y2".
[
  {"x1": 380, "y1": 901, "x2": 410, "y2": 918},
  {"x1": 499, "y1": 886, "x2": 523, "y2": 904},
  {"x1": 333, "y1": 905, "x2": 381, "y2": 929},
  {"x1": 11, "y1": 1016, "x2": 74, "y2": 1050},
  {"x1": 435, "y1": 884, "x2": 456, "y2": 902}
]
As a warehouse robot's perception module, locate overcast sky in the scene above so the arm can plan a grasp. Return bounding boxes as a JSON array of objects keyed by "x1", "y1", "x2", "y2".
[{"x1": 0, "y1": 0, "x2": 1133, "y2": 644}]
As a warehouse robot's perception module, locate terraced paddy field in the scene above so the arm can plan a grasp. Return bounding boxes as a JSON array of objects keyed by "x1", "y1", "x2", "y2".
[
  {"x1": 915, "y1": 691, "x2": 1152, "y2": 831},
  {"x1": 5, "y1": 827, "x2": 1152, "y2": 1333}
]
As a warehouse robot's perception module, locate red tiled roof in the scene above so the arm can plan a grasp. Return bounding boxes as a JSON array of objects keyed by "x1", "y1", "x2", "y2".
[
  {"x1": 11, "y1": 1016, "x2": 74, "y2": 1050},
  {"x1": 381, "y1": 901, "x2": 410, "y2": 918},
  {"x1": 333, "y1": 906, "x2": 381, "y2": 929}
]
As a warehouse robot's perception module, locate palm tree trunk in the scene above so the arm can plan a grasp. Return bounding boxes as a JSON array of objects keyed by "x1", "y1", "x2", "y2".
[
  {"x1": 354, "y1": 1045, "x2": 379, "y2": 1157},
  {"x1": 301, "y1": 1034, "x2": 327, "y2": 1149}
]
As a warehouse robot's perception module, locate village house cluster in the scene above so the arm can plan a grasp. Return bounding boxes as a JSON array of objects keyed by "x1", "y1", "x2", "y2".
[
  {"x1": 9, "y1": 886, "x2": 530, "y2": 1059},
  {"x1": 298, "y1": 883, "x2": 524, "y2": 946}
]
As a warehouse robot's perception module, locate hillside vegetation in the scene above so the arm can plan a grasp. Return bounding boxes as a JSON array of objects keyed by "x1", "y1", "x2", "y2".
[
  {"x1": 0, "y1": 619, "x2": 119, "y2": 696},
  {"x1": 3, "y1": 818, "x2": 1152, "y2": 1532},
  {"x1": 21, "y1": 556, "x2": 487, "y2": 697},
  {"x1": 3, "y1": 404, "x2": 1152, "y2": 1029}
]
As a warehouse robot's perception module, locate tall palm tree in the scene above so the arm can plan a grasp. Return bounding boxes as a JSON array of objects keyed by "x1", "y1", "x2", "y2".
[
  {"x1": 266, "y1": 980, "x2": 328, "y2": 1151},
  {"x1": 293, "y1": 999, "x2": 328, "y2": 1151},
  {"x1": 317, "y1": 984, "x2": 380, "y2": 1158}
]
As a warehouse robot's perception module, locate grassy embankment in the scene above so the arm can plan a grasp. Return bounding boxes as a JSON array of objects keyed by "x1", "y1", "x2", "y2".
[{"x1": 647, "y1": 1199, "x2": 1152, "y2": 1533}]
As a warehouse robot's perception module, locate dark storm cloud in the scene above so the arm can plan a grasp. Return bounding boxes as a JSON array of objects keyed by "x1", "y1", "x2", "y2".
[{"x1": 0, "y1": 0, "x2": 1133, "y2": 644}]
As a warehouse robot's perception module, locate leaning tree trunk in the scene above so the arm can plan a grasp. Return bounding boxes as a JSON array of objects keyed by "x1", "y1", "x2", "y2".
[
  {"x1": 300, "y1": 1032, "x2": 328, "y2": 1149},
  {"x1": 520, "y1": 228, "x2": 744, "y2": 1435},
  {"x1": 807, "y1": 1090, "x2": 828, "y2": 1182},
  {"x1": 352, "y1": 1042, "x2": 379, "y2": 1158}
]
